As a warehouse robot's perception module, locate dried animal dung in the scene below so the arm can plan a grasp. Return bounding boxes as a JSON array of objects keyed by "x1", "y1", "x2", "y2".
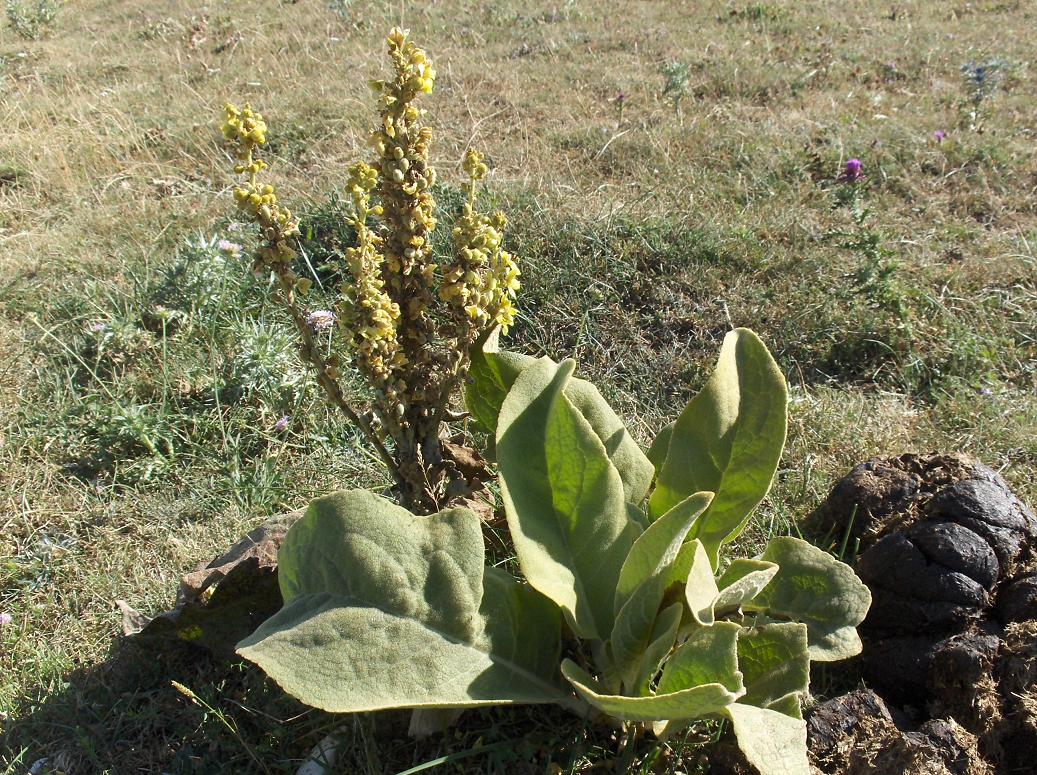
[
  {"x1": 857, "y1": 531, "x2": 990, "y2": 635},
  {"x1": 806, "y1": 690, "x2": 990, "y2": 775},
  {"x1": 997, "y1": 572, "x2": 1037, "y2": 624}
]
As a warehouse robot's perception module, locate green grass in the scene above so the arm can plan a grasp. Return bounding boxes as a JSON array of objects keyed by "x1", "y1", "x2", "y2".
[{"x1": 2, "y1": 0, "x2": 1036, "y2": 772}]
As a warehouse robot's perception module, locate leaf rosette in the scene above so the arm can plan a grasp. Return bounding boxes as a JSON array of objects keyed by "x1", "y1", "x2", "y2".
[{"x1": 239, "y1": 328, "x2": 871, "y2": 774}]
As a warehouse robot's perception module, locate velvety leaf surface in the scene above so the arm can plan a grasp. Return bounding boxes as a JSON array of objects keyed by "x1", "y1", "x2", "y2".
[
  {"x1": 565, "y1": 376, "x2": 654, "y2": 506},
  {"x1": 649, "y1": 328, "x2": 788, "y2": 568},
  {"x1": 748, "y1": 537, "x2": 871, "y2": 661},
  {"x1": 497, "y1": 358, "x2": 638, "y2": 640},
  {"x1": 647, "y1": 421, "x2": 674, "y2": 474},
  {"x1": 736, "y1": 622, "x2": 809, "y2": 715},
  {"x1": 629, "y1": 602, "x2": 683, "y2": 695},
  {"x1": 724, "y1": 703, "x2": 811, "y2": 775},
  {"x1": 465, "y1": 327, "x2": 536, "y2": 435},
  {"x1": 615, "y1": 491, "x2": 714, "y2": 615},
  {"x1": 657, "y1": 621, "x2": 744, "y2": 696},
  {"x1": 468, "y1": 331, "x2": 653, "y2": 505},
  {"x1": 237, "y1": 490, "x2": 568, "y2": 712},
  {"x1": 684, "y1": 540, "x2": 721, "y2": 625},
  {"x1": 610, "y1": 543, "x2": 699, "y2": 690},
  {"x1": 560, "y1": 659, "x2": 741, "y2": 722},
  {"x1": 713, "y1": 559, "x2": 779, "y2": 616}
]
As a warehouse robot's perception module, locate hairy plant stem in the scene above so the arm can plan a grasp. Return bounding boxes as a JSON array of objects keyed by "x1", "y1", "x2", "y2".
[{"x1": 273, "y1": 282, "x2": 406, "y2": 497}]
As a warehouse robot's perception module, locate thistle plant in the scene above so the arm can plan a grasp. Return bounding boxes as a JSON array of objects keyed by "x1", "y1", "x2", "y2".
[
  {"x1": 221, "y1": 29, "x2": 519, "y2": 513},
  {"x1": 5, "y1": 0, "x2": 59, "y2": 40},
  {"x1": 959, "y1": 58, "x2": 1008, "y2": 132},
  {"x1": 660, "y1": 60, "x2": 690, "y2": 124}
]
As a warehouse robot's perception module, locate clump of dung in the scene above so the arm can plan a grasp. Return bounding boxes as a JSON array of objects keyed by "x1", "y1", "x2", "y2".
[{"x1": 811, "y1": 453, "x2": 1037, "y2": 774}]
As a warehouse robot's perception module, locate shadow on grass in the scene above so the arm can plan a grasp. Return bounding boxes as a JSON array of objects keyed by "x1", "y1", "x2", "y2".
[{"x1": 1, "y1": 636, "x2": 714, "y2": 774}]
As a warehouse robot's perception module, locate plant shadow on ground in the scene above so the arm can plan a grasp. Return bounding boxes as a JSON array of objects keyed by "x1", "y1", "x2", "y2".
[{"x1": 2, "y1": 642, "x2": 720, "y2": 774}]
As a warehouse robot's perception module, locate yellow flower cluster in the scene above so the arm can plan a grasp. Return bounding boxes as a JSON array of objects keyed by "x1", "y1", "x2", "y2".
[
  {"x1": 339, "y1": 163, "x2": 402, "y2": 383},
  {"x1": 363, "y1": 27, "x2": 443, "y2": 409},
  {"x1": 222, "y1": 103, "x2": 266, "y2": 154},
  {"x1": 221, "y1": 103, "x2": 299, "y2": 272},
  {"x1": 369, "y1": 27, "x2": 437, "y2": 105},
  {"x1": 369, "y1": 28, "x2": 438, "y2": 281},
  {"x1": 442, "y1": 149, "x2": 521, "y2": 333}
]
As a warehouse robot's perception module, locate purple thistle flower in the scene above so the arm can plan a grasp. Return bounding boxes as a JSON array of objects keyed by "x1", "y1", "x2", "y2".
[
  {"x1": 218, "y1": 239, "x2": 242, "y2": 256},
  {"x1": 934, "y1": 130, "x2": 947, "y2": 143},
  {"x1": 615, "y1": 91, "x2": 626, "y2": 103},
  {"x1": 0, "y1": 612, "x2": 12, "y2": 627},
  {"x1": 273, "y1": 415, "x2": 291, "y2": 433},
  {"x1": 841, "y1": 158, "x2": 864, "y2": 183},
  {"x1": 87, "y1": 321, "x2": 108, "y2": 334},
  {"x1": 305, "y1": 309, "x2": 336, "y2": 332},
  {"x1": 979, "y1": 387, "x2": 994, "y2": 396}
]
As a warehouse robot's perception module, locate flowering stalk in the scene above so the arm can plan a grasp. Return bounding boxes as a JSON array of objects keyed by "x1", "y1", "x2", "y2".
[
  {"x1": 221, "y1": 29, "x2": 520, "y2": 514},
  {"x1": 222, "y1": 103, "x2": 404, "y2": 491}
]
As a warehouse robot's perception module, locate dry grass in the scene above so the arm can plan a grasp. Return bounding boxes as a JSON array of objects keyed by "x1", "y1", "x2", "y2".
[{"x1": 1, "y1": 0, "x2": 1035, "y2": 772}]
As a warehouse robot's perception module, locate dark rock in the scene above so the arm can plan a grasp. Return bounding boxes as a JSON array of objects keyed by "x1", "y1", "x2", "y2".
[{"x1": 998, "y1": 573, "x2": 1037, "y2": 624}]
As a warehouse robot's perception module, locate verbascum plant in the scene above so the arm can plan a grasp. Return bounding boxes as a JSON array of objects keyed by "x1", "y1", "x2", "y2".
[
  {"x1": 222, "y1": 29, "x2": 519, "y2": 513},
  {"x1": 238, "y1": 329, "x2": 872, "y2": 772}
]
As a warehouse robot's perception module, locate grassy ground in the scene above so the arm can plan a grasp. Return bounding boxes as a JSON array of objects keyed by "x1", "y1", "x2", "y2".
[{"x1": 1, "y1": 0, "x2": 1035, "y2": 772}]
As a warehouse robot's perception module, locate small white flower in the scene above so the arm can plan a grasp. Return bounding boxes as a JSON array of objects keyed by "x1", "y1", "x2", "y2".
[{"x1": 306, "y1": 310, "x2": 336, "y2": 332}]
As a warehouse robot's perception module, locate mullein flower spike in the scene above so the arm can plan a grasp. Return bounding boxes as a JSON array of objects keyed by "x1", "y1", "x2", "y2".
[
  {"x1": 222, "y1": 103, "x2": 300, "y2": 279},
  {"x1": 219, "y1": 29, "x2": 520, "y2": 510},
  {"x1": 441, "y1": 149, "x2": 520, "y2": 332}
]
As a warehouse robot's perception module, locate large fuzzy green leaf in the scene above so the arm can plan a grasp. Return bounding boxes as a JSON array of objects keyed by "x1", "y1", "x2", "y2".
[
  {"x1": 646, "y1": 421, "x2": 674, "y2": 474},
  {"x1": 724, "y1": 703, "x2": 810, "y2": 775},
  {"x1": 657, "y1": 622, "x2": 744, "y2": 696},
  {"x1": 650, "y1": 621, "x2": 744, "y2": 740},
  {"x1": 649, "y1": 329, "x2": 788, "y2": 568},
  {"x1": 747, "y1": 537, "x2": 871, "y2": 661},
  {"x1": 560, "y1": 659, "x2": 741, "y2": 723},
  {"x1": 615, "y1": 492, "x2": 714, "y2": 615},
  {"x1": 468, "y1": 331, "x2": 653, "y2": 504},
  {"x1": 465, "y1": 327, "x2": 537, "y2": 435},
  {"x1": 237, "y1": 490, "x2": 569, "y2": 712},
  {"x1": 497, "y1": 358, "x2": 639, "y2": 640},
  {"x1": 737, "y1": 623, "x2": 809, "y2": 716},
  {"x1": 684, "y1": 540, "x2": 721, "y2": 626},
  {"x1": 610, "y1": 542, "x2": 700, "y2": 690}
]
